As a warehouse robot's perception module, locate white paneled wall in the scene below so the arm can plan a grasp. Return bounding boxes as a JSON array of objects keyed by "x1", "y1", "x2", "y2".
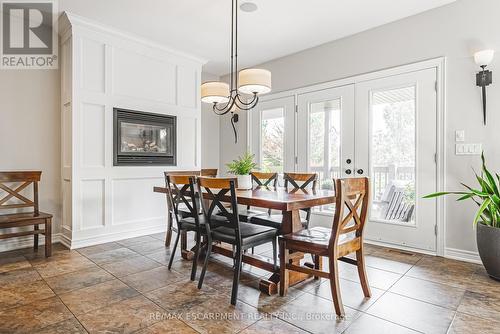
[{"x1": 59, "y1": 13, "x2": 205, "y2": 248}]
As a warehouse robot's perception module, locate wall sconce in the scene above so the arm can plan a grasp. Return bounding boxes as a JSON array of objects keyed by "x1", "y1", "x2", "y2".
[{"x1": 474, "y1": 49, "x2": 494, "y2": 125}]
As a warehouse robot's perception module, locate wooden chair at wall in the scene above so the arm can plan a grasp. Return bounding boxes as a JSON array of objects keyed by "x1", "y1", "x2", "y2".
[
  {"x1": 0, "y1": 171, "x2": 52, "y2": 257},
  {"x1": 248, "y1": 172, "x2": 318, "y2": 232},
  {"x1": 197, "y1": 176, "x2": 278, "y2": 305},
  {"x1": 279, "y1": 177, "x2": 371, "y2": 317}
]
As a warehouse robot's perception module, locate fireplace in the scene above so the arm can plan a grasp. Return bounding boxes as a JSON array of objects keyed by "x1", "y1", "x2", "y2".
[{"x1": 113, "y1": 108, "x2": 176, "y2": 166}]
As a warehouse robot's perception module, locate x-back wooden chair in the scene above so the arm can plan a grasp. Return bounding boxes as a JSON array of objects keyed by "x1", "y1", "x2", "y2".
[
  {"x1": 248, "y1": 172, "x2": 318, "y2": 231},
  {"x1": 0, "y1": 171, "x2": 52, "y2": 257},
  {"x1": 238, "y1": 171, "x2": 278, "y2": 223},
  {"x1": 279, "y1": 177, "x2": 371, "y2": 317}
]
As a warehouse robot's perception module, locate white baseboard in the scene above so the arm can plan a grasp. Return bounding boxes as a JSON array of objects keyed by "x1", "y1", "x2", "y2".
[
  {"x1": 364, "y1": 240, "x2": 482, "y2": 265},
  {"x1": 69, "y1": 225, "x2": 166, "y2": 249},
  {"x1": 0, "y1": 233, "x2": 64, "y2": 253},
  {"x1": 444, "y1": 247, "x2": 482, "y2": 264},
  {"x1": 364, "y1": 239, "x2": 437, "y2": 256}
]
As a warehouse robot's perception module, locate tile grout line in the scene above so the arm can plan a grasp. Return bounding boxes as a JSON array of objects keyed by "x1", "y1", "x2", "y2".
[{"x1": 79, "y1": 242, "x2": 205, "y2": 334}]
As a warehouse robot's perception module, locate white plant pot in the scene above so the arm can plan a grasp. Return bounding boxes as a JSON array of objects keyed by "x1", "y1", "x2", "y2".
[{"x1": 236, "y1": 174, "x2": 252, "y2": 190}]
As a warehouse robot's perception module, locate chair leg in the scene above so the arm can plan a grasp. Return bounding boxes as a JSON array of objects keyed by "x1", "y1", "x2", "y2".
[
  {"x1": 34, "y1": 224, "x2": 39, "y2": 251},
  {"x1": 328, "y1": 257, "x2": 345, "y2": 317},
  {"x1": 356, "y1": 248, "x2": 372, "y2": 298},
  {"x1": 272, "y1": 238, "x2": 277, "y2": 272},
  {"x1": 198, "y1": 238, "x2": 212, "y2": 289},
  {"x1": 279, "y1": 239, "x2": 289, "y2": 296},
  {"x1": 44, "y1": 218, "x2": 52, "y2": 257},
  {"x1": 168, "y1": 229, "x2": 181, "y2": 270},
  {"x1": 230, "y1": 246, "x2": 242, "y2": 305},
  {"x1": 190, "y1": 231, "x2": 202, "y2": 281}
]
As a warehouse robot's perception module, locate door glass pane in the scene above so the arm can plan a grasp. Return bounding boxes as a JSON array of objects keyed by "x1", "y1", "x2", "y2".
[
  {"x1": 261, "y1": 108, "x2": 284, "y2": 173},
  {"x1": 370, "y1": 86, "x2": 416, "y2": 224},
  {"x1": 309, "y1": 99, "x2": 341, "y2": 211}
]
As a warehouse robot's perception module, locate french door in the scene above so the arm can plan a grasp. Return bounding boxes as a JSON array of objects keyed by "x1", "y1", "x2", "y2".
[
  {"x1": 251, "y1": 67, "x2": 438, "y2": 252},
  {"x1": 356, "y1": 68, "x2": 437, "y2": 251},
  {"x1": 296, "y1": 85, "x2": 355, "y2": 194}
]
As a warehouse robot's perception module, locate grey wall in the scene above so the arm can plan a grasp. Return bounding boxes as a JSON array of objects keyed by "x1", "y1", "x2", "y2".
[
  {"x1": 0, "y1": 70, "x2": 61, "y2": 249},
  {"x1": 201, "y1": 72, "x2": 221, "y2": 169},
  {"x1": 219, "y1": 0, "x2": 500, "y2": 254}
]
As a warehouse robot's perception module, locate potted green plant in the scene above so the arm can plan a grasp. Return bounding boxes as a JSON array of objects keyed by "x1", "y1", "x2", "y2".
[
  {"x1": 424, "y1": 153, "x2": 500, "y2": 280},
  {"x1": 226, "y1": 152, "x2": 258, "y2": 190}
]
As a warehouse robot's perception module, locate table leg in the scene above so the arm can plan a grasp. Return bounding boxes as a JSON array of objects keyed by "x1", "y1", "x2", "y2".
[
  {"x1": 180, "y1": 230, "x2": 195, "y2": 260},
  {"x1": 258, "y1": 209, "x2": 314, "y2": 295},
  {"x1": 164, "y1": 212, "x2": 173, "y2": 247}
]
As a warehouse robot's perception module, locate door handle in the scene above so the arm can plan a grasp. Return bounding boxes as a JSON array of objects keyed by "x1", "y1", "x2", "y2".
[
  {"x1": 357, "y1": 169, "x2": 364, "y2": 175},
  {"x1": 345, "y1": 169, "x2": 352, "y2": 175}
]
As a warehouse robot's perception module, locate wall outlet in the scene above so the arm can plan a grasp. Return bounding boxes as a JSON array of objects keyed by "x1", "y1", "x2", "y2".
[
  {"x1": 455, "y1": 130, "x2": 465, "y2": 142},
  {"x1": 456, "y1": 143, "x2": 482, "y2": 155}
]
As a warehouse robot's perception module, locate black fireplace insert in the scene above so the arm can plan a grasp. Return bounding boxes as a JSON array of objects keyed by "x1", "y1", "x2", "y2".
[{"x1": 113, "y1": 108, "x2": 176, "y2": 166}]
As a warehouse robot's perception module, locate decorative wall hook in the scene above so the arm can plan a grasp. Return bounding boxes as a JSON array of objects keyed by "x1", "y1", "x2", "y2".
[{"x1": 474, "y1": 49, "x2": 494, "y2": 125}]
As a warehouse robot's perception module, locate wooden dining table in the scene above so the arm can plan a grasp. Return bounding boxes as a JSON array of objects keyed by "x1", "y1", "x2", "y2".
[{"x1": 153, "y1": 185, "x2": 336, "y2": 295}]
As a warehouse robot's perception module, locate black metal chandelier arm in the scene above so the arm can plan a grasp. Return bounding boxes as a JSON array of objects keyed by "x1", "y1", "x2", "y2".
[{"x1": 235, "y1": 93, "x2": 258, "y2": 106}]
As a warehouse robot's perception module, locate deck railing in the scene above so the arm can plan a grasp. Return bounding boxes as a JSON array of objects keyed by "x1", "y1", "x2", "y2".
[{"x1": 311, "y1": 165, "x2": 415, "y2": 199}]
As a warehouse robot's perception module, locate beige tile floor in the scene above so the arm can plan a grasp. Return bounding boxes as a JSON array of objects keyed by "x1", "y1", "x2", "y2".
[{"x1": 1, "y1": 233, "x2": 499, "y2": 334}]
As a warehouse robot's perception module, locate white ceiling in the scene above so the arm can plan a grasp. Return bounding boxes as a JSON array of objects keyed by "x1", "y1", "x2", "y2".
[{"x1": 59, "y1": 0, "x2": 456, "y2": 75}]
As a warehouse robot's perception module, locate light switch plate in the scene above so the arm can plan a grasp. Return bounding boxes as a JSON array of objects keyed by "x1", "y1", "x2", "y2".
[
  {"x1": 455, "y1": 130, "x2": 465, "y2": 142},
  {"x1": 456, "y1": 143, "x2": 482, "y2": 155}
]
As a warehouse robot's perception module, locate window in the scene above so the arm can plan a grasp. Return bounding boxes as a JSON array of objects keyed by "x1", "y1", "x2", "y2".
[
  {"x1": 370, "y1": 86, "x2": 416, "y2": 224},
  {"x1": 261, "y1": 108, "x2": 284, "y2": 173}
]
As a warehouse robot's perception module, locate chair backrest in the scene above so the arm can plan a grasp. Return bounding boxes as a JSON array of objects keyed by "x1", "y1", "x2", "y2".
[
  {"x1": 250, "y1": 172, "x2": 278, "y2": 188},
  {"x1": 0, "y1": 171, "x2": 42, "y2": 215},
  {"x1": 201, "y1": 169, "x2": 218, "y2": 177},
  {"x1": 197, "y1": 177, "x2": 240, "y2": 238},
  {"x1": 330, "y1": 177, "x2": 370, "y2": 248},
  {"x1": 165, "y1": 174, "x2": 200, "y2": 226},
  {"x1": 284, "y1": 172, "x2": 318, "y2": 192}
]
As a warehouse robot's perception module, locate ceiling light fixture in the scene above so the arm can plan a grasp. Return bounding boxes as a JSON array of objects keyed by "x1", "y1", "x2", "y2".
[{"x1": 200, "y1": 0, "x2": 271, "y2": 143}]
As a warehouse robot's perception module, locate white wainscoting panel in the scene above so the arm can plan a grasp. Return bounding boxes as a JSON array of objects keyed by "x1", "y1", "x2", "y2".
[
  {"x1": 177, "y1": 66, "x2": 197, "y2": 108},
  {"x1": 112, "y1": 48, "x2": 176, "y2": 104},
  {"x1": 81, "y1": 103, "x2": 105, "y2": 167},
  {"x1": 62, "y1": 103, "x2": 72, "y2": 168},
  {"x1": 177, "y1": 116, "x2": 198, "y2": 168},
  {"x1": 81, "y1": 39, "x2": 105, "y2": 93},
  {"x1": 80, "y1": 179, "x2": 105, "y2": 230},
  {"x1": 111, "y1": 177, "x2": 165, "y2": 225}
]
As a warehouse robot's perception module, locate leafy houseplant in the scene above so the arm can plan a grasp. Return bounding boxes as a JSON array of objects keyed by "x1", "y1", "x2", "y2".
[
  {"x1": 424, "y1": 153, "x2": 500, "y2": 280},
  {"x1": 226, "y1": 152, "x2": 258, "y2": 189}
]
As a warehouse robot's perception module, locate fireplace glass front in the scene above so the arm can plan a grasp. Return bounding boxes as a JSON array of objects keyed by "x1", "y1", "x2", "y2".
[{"x1": 114, "y1": 108, "x2": 176, "y2": 166}]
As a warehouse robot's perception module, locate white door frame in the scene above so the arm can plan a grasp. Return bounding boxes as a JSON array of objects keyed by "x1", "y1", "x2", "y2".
[{"x1": 247, "y1": 57, "x2": 446, "y2": 256}]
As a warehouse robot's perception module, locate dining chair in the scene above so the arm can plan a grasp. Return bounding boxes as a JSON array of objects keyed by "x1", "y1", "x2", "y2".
[
  {"x1": 279, "y1": 177, "x2": 371, "y2": 317},
  {"x1": 165, "y1": 174, "x2": 202, "y2": 280},
  {"x1": 238, "y1": 171, "x2": 278, "y2": 223},
  {"x1": 201, "y1": 168, "x2": 218, "y2": 177},
  {"x1": 248, "y1": 172, "x2": 318, "y2": 232},
  {"x1": 196, "y1": 176, "x2": 278, "y2": 305},
  {"x1": 164, "y1": 170, "x2": 214, "y2": 219}
]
